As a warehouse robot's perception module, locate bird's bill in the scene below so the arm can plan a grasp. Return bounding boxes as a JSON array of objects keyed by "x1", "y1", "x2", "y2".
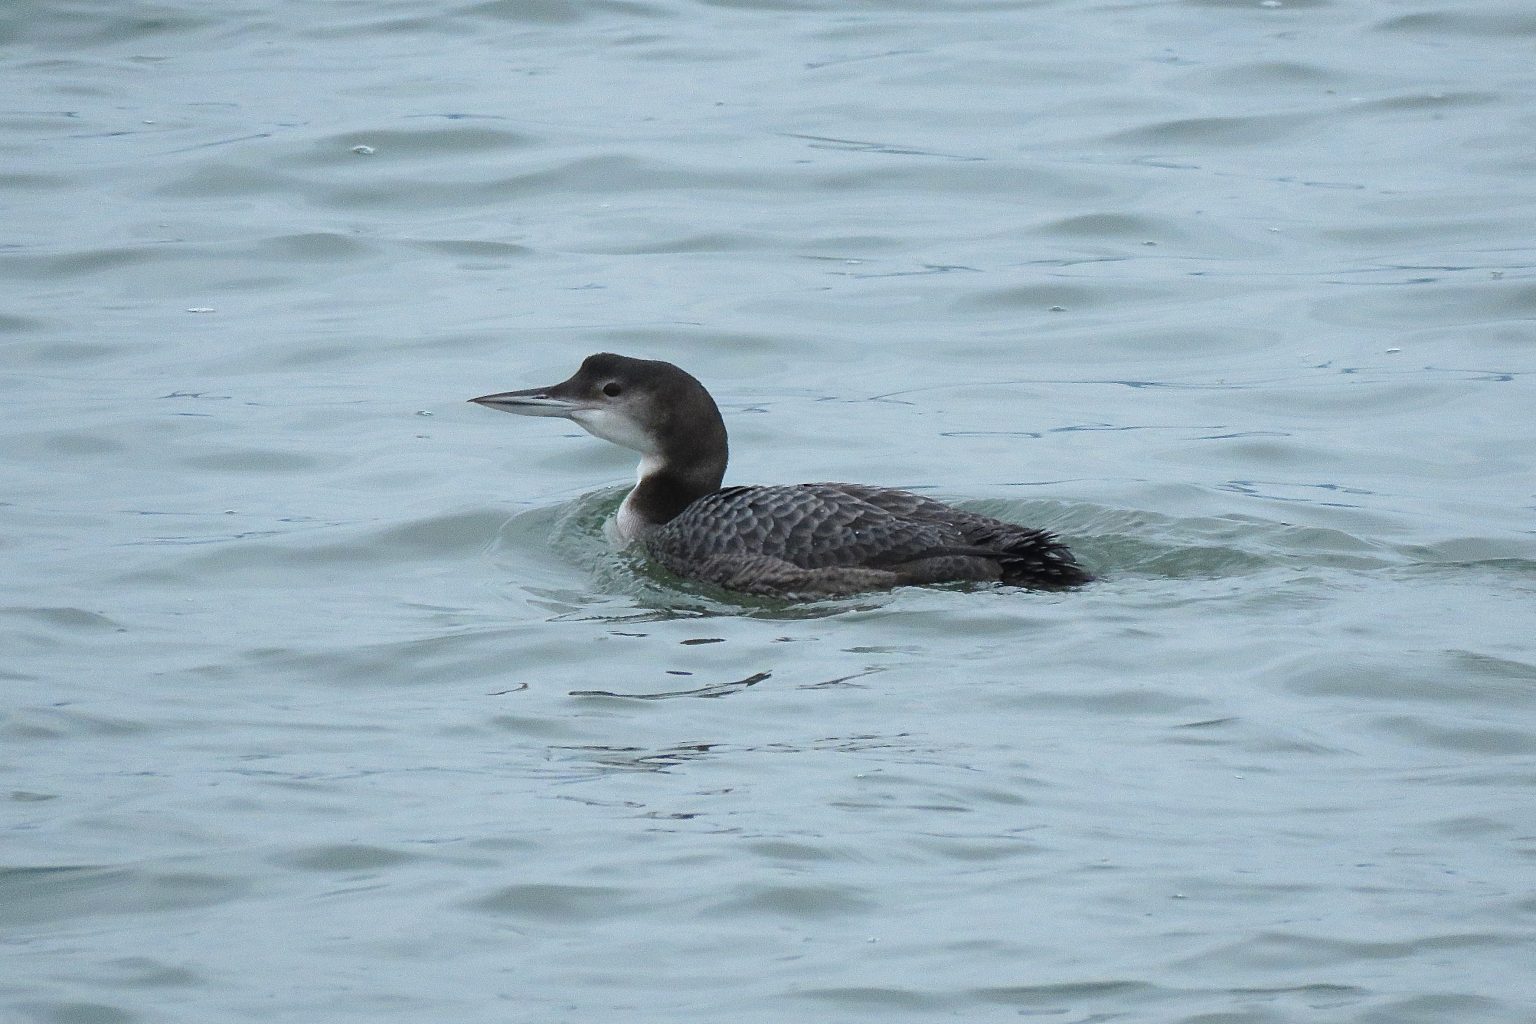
[{"x1": 468, "y1": 385, "x2": 583, "y2": 418}]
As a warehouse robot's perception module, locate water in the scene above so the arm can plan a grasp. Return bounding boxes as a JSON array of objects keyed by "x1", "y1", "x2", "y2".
[{"x1": 4, "y1": 1, "x2": 1535, "y2": 1021}]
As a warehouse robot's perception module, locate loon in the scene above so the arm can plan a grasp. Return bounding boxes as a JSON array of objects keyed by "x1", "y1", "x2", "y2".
[{"x1": 469, "y1": 353, "x2": 1091, "y2": 598}]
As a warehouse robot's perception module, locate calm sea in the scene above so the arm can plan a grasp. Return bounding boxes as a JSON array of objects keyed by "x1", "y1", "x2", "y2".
[{"x1": 4, "y1": 1, "x2": 1534, "y2": 1021}]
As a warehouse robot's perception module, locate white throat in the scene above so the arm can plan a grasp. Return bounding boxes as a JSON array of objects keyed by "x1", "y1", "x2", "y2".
[{"x1": 570, "y1": 406, "x2": 657, "y2": 457}]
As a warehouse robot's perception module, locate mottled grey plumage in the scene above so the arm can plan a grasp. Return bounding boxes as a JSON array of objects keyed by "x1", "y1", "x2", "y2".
[
  {"x1": 471, "y1": 353, "x2": 1091, "y2": 598},
  {"x1": 649, "y1": 484, "x2": 1087, "y2": 596}
]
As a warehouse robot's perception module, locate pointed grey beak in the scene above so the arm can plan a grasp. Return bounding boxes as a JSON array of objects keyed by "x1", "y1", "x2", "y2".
[{"x1": 469, "y1": 385, "x2": 581, "y2": 418}]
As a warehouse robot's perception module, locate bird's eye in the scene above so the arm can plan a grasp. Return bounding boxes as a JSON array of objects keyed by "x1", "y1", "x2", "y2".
[{"x1": 602, "y1": 382, "x2": 623, "y2": 397}]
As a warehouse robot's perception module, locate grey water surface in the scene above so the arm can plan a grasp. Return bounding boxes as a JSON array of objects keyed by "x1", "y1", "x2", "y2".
[{"x1": 4, "y1": 1, "x2": 1535, "y2": 1021}]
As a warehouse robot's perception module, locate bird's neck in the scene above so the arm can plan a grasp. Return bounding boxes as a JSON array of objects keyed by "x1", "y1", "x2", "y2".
[{"x1": 612, "y1": 453, "x2": 725, "y2": 542}]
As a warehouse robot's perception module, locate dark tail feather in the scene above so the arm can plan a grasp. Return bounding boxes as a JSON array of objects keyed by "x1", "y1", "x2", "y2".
[
  {"x1": 965, "y1": 527, "x2": 1093, "y2": 589},
  {"x1": 895, "y1": 529, "x2": 1093, "y2": 590},
  {"x1": 997, "y1": 533, "x2": 1093, "y2": 589}
]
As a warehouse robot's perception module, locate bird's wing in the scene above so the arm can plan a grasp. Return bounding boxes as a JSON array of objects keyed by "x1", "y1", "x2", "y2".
[{"x1": 648, "y1": 484, "x2": 964, "y2": 571}]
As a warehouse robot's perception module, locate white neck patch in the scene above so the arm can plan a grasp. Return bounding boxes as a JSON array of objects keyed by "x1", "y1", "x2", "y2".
[{"x1": 609, "y1": 454, "x2": 668, "y2": 545}]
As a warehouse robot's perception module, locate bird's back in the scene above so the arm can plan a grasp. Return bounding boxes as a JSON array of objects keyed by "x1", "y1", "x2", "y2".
[{"x1": 645, "y1": 483, "x2": 1090, "y2": 597}]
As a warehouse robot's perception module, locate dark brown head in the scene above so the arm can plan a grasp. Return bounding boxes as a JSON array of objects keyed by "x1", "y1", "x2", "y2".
[{"x1": 470, "y1": 353, "x2": 729, "y2": 493}]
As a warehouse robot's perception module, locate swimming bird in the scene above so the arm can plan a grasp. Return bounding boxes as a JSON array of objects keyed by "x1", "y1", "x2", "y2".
[{"x1": 470, "y1": 353, "x2": 1091, "y2": 597}]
